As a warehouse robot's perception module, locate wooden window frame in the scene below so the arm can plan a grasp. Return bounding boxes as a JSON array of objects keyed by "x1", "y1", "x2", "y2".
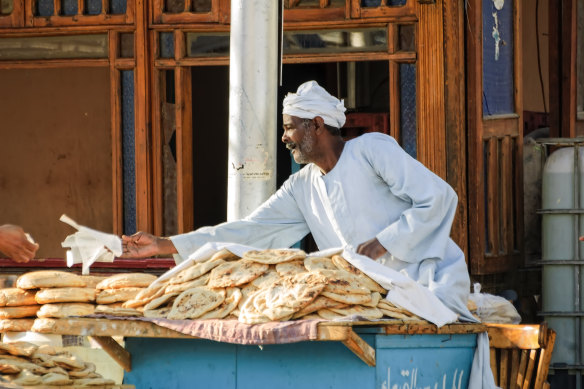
[
  {"x1": 24, "y1": 0, "x2": 135, "y2": 27},
  {"x1": 0, "y1": 0, "x2": 24, "y2": 28}
]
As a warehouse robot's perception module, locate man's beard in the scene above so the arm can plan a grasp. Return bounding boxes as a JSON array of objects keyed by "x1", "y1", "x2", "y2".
[{"x1": 291, "y1": 129, "x2": 314, "y2": 164}]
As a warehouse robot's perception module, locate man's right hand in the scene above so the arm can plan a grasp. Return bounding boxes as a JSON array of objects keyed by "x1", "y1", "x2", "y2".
[
  {"x1": 121, "y1": 232, "x2": 177, "y2": 258},
  {"x1": 0, "y1": 224, "x2": 39, "y2": 263}
]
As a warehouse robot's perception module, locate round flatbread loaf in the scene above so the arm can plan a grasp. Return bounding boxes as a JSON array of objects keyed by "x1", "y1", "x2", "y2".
[
  {"x1": 320, "y1": 291, "x2": 372, "y2": 305},
  {"x1": 35, "y1": 287, "x2": 97, "y2": 304},
  {"x1": 36, "y1": 303, "x2": 95, "y2": 319},
  {"x1": 143, "y1": 306, "x2": 172, "y2": 319},
  {"x1": 143, "y1": 292, "x2": 178, "y2": 311},
  {"x1": 304, "y1": 256, "x2": 337, "y2": 271},
  {"x1": 0, "y1": 288, "x2": 37, "y2": 307},
  {"x1": 208, "y1": 248, "x2": 240, "y2": 262},
  {"x1": 10, "y1": 370, "x2": 42, "y2": 386},
  {"x1": 238, "y1": 289, "x2": 271, "y2": 325},
  {"x1": 199, "y1": 288, "x2": 242, "y2": 319},
  {"x1": 41, "y1": 372, "x2": 72, "y2": 386},
  {"x1": 164, "y1": 273, "x2": 210, "y2": 294},
  {"x1": 80, "y1": 275, "x2": 107, "y2": 288},
  {"x1": 243, "y1": 249, "x2": 306, "y2": 264},
  {"x1": 292, "y1": 296, "x2": 347, "y2": 319},
  {"x1": 167, "y1": 287, "x2": 226, "y2": 320},
  {"x1": 94, "y1": 304, "x2": 143, "y2": 317},
  {"x1": 96, "y1": 287, "x2": 143, "y2": 305},
  {"x1": 0, "y1": 319, "x2": 34, "y2": 332},
  {"x1": 275, "y1": 260, "x2": 306, "y2": 277},
  {"x1": 96, "y1": 273, "x2": 157, "y2": 290},
  {"x1": 208, "y1": 260, "x2": 269, "y2": 288},
  {"x1": 362, "y1": 292, "x2": 382, "y2": 308},
  {"x1": 168, "y1": 258, "x2": 225, "y2": 285},
  {"x1": 250, "y1": 269, "x2": 280, "y2": 289},
  {"x1": 317, "y1": 270, "x2": 370, "y2": 295},
  {"x1": 0, "y1": 305, "x2": 40, "y2": 319},
  {"x1": 0, "y1": 341, "x2": 38, "y2": 357},
  {"x1": 16, "y1": 271, "x2": 85, "y2": 289}
]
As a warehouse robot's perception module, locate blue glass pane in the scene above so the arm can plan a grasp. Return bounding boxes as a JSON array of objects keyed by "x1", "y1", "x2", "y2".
[
  {"x1": 110, "y1": 0, "x2": 126, "y2": 14},
  {"x1": 400, "y1": 63, "x2": 416, "y2": 159},
  {"x1": 387, "y1": 0, "x2": 406, "y2": 5},
  {"x1": 37, "y1": 0, "x2": 53, "y2": 16},
  {"x1": 62, "y1": 0, "x2": 77, "y2": 15},
  {"x1": 160, "y1": 32, "x2": 174, "y2": 59},
  {"x1": 121, "y1": 70, "x2": 136, "y2": 235},
  {"x1": 85, "y1": 0, "x2": 101, "y2": 14},
  {"x1": 482, "y1": 0, "x2": 514, "y2": 115}
]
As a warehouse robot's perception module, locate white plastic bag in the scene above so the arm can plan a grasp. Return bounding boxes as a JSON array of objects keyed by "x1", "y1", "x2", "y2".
[{"x1": 468, "y1": 283, "x2": 521, "y2": 324}]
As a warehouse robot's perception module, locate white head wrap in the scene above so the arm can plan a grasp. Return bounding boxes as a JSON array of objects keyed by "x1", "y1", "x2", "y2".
[{"x1": 282, "y1": 81, "x2": 346, "y2": 128}]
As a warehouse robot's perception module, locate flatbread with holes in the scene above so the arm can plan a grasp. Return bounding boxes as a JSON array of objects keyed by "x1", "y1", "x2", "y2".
[
  {"x1": 35, "y1": 287, "x2": 97, "y2": 304},
  {"x1": 250, "y1": 268, "x2": 280, "y2": 289},
  {"x1": 243, "y1": 249, "x2": 306, "y2": 265},
  {"x1": 96, "y1": 273, "x2": 157, "y2": 290},
  {"x1": 0, "y1": 288, "x2": 37, "y2": 307},
  {"x1": 304, "y1": 256, "x2": 337, "y2": 271},
  {"x1": 0, "y1": 305, "x2": 40, "y2": 319},
  {"x1": 168, "y1": 258, "x2": 225, "y2": 285},
  {"x1": 36, "y1": 303, "x2": 95, "y2": 319},
  {"x1": 260, "y1": 272, "x2": 327, "y2": 321},
  {"x1": 317, "y1": 270, "x2": 370, "y2": 295},
  {"x1": 208, "y1": 260, "x2": 269, "y2": 288},
  {"x1": 16, "y1": 271, "x2": 85, "y2": 289},
  {"x1": 330, "y1": 255, "x2": 386, "y2": 293},
  {"x1": 275, "y1": 260, "x2": 306, "y2": 277},
  {"x1": 292, "y1": 296, "x2": 348, "y2": 319},
  {"x1": 96, "y1": 287, "x2": 143, "y2": 305},
  {"x1": 199, "y1": 288, "x2": 242, "y2": 319},
  {"x1": 164, "y1": 274, "x2": 210, "y2": 294},
  {"x1": 167, "y1": 287, "x2": 226, "y2": 320}
]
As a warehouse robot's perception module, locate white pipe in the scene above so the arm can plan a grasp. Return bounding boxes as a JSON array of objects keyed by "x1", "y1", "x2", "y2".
[{"x1": 227, "y1": 0, "x2": 278, "y2": 221}]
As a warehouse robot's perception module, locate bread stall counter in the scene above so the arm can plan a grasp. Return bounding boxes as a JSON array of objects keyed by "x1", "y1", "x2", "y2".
[{"x1": 0, "y1": 249, "x2": 485, "y2": 388}]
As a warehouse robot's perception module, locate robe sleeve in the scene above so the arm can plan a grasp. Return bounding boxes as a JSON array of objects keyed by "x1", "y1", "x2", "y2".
[
  {"x1": 169, "y1": 176, "x2": 310, "y2": 261},
  {"x1": 365, "y1": 134, "x2": 458, "y2": 263}
]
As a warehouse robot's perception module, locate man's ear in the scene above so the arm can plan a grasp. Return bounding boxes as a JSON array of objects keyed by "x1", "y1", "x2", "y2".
[{"x1": 313, "y1": 116, "x2": 326, "y2": 133}]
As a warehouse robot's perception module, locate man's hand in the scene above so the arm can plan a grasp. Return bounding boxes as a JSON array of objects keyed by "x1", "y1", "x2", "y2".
[
  {"x1": 356, "y1": 237, "x2": 387, "y2": 260},
  {"x1": 0, "y1": 224, "x2": 39, "y2": 263},
  {"x1": 121, "y1": 231, "x2": 177, "y2": 258}
]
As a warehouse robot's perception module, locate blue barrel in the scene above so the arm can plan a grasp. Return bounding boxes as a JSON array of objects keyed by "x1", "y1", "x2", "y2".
[{"x1": 123, "y1": 329, "x2": 477, "y2": 389}]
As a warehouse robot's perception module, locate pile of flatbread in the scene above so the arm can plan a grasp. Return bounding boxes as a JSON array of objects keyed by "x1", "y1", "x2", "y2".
[
  {"x1": 0, "y1": 341, "x2": 115, "y2": 387},
  {"x1": 122, "y1": 249, "x2": 424, "y2": 324}
]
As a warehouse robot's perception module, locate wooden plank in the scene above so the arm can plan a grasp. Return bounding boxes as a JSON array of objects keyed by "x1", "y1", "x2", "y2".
[
  {"x1": 89, "y1": 336, "x2": 132, "y2": 372},
  {"x1": 482, "y1": 117, "x2": 520, "y2": 137},
  {"x1": 509, "y1": 348, "x2": 519, "y2": 389},
  {"x1": 174, "y1": 66, "x2": 194, "y2": 233},
  {"x1": 500, "y1": 136, "x2": 513, "y2": 254},
  {"x1": 490, "y1": 348, "x2": 499, "y2": 387},
  {"x1": 151, "y1": 67, "x2": 164, "y2": 237},
  {"x1": 0, "y1": 59, "x2": 109, "y2": 70},
  {"x1": 110, "y1": 31, "x2": 124, "y2": 236},
  {"x1": 443, "y1": 0, "x2": 468, "y2": 260},
  {"x1": 317, "y1": 325, "x2": 351, "y2": 341},
  {"x1": 516, "y1": 349, "x2": 528, "y2": 389},
  {"x1": 522, "y1": 349, "x2": 537, "y2": 389},
  {"x1": 389, "y1": 61, "x2": 400, "y2": 140},
  {"x1": 487, "y1": 324, "x2": 541, "y2": 349},
  {"x1": 561, "y1": 0, "x2": 578, "y2": 138},
  {"x1": 534, "y1": 330, "x2": 556, "y2": 389},
  {"x1": 341, "y1": 329, "x2": 376, "y2": 367},
  {"x1": 486, "y1": 137, "x2": 500, "y2": 255},
  {"x1": 500, "y1": 349, "x2": 509, "y2": 389}
]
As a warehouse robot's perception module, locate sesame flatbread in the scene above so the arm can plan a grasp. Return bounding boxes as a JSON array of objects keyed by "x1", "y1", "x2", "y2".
[
  {"x1": 317, "y1": 270, "x2": 370, "y2": 295},
  {"x1": 168, "y1": 258, "x2": 225, "y2": 285},
  {"x1": 243, "y1": 249, "x2": 306, "y2": 265},
  {"x1": 199, "y1": 287, "x2": 242, "y2": 319},
  {"x1": 16, "y1": 271, "x2": 85, "y2": 289},
  {"x1": 167, "y1": 287, "x2": 226, "y2": 320},
  {"x1": 275, "y1": 260, "x2": 306, "y2": 277},
  {"x1": 331, "y1": 255, "x2": 361, "y2": 275},
  {"x1": 35, "y1": 287, "x2": 97, "y2": 304},
  {"x1": 304, "y1": 256, "x2": 337, "y2": 271},
  {"x1": 208, "y1": 260, "x2": 269, "y2": 288}
]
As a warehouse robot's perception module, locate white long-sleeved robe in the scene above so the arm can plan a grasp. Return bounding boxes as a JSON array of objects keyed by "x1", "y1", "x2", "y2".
[{"x1": 171, "y1": 132, "x2": 472, "y2": 320}]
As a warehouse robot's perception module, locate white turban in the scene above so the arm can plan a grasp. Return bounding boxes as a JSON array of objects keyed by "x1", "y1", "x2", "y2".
[{"x1": 282, "y1": 81, "x2": 346, "y2": 128}]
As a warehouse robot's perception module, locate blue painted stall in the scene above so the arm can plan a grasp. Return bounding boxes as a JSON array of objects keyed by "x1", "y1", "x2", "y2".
[{"x1": 123, "y1": 327, "x2": 477, "y2": 389}]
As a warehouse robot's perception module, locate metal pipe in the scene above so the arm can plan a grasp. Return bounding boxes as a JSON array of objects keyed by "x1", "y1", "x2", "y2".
[{"x1": 227, "y1": 0, "x2": 278, "y2": 221}]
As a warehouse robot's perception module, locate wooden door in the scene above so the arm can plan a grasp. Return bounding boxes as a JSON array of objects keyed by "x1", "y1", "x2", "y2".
[{"x1": 466, "y1": 0, "x2": 524, "y2": 275}]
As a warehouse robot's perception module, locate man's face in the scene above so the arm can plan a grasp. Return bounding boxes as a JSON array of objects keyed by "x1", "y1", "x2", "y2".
[{"x1": 282, "y1": 114, "x2": 316, "y2": 164}]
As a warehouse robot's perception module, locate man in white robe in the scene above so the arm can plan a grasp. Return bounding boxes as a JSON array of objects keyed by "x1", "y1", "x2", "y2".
[{"x1": 122, "y1": 80, "x2": 472, "y2": 320}]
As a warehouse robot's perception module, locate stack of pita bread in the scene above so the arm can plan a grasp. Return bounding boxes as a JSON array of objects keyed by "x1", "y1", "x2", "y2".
[
  {"x1": 93, "y1": 273, "x2": 156, "y2": 318},
  {"x1": 121, "y1": 249, "x2": 425, "y2": 324},
  {"x1": 14, "y1": 271, "x2": 99, "y2": 320},
  {"x1": 0, "y1": 341, "x2": 115, "y2": 386}
]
